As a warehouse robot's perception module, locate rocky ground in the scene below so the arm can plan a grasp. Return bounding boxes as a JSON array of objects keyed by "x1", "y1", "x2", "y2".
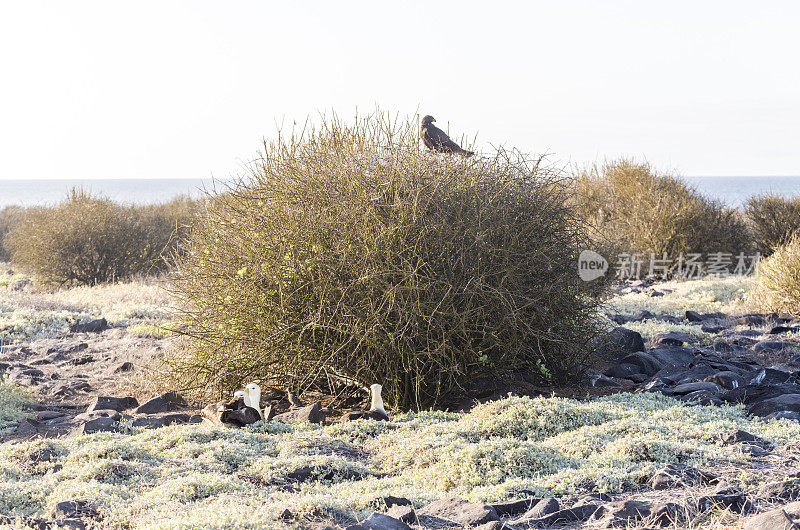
[
  {"x1": 3, "y1": 275, "x2": 800, "y2": 529},
  {"x1": 600, "y1": 278, "x2": 800, "y2": 422}
]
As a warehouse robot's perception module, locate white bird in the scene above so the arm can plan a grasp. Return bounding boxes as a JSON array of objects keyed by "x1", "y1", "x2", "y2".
[
  {"x1": 233, "y1": 390, "x2": 248, "y2": 406},
  {"x1": 342, "y1": 383, "x2": 389, "y2": 422},
  {"x1": 245, "y1": 383, "x2": 264, "y2": 421},
  {"x1": 369, "y1": 384, "x2": 388, "y2": 418}
]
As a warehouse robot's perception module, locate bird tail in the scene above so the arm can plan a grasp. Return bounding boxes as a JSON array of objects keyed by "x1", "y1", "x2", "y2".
[{"x1": 462, "y1": 150, "x2": 474, "y2": 157}]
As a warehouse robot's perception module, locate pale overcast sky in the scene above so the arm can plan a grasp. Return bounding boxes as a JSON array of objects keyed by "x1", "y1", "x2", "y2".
[{"x1": 1, "y1": 1, "x2": 798, "y2": 179}]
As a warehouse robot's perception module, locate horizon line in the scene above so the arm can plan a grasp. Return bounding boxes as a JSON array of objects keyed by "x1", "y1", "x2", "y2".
[{"x1": 2, "y1": 175, "x2": 800, "y2": 181}]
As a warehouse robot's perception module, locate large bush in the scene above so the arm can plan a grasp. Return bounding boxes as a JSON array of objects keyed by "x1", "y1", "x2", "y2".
[
  {"x1": 167, "y1": 115, "x2": 606, "y2": 409},
  {"x1": 573, "y1": 159, "x2": 752, "y2": 274},
  {"x1": 749, "y1": 235, "x2": 800, "y2": 314},
  {"x1": 5, "y1": 190, "x2": 197, "y2": 285},
  {"x1": 745, "y1": 194, "x2": 800, "y2": 256}
]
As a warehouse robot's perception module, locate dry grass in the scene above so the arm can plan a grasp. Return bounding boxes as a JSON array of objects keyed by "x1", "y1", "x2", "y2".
[
  {"x1": 607, "y1": 275, "x2": 752, "y2": 317},
  {"x1": 0, "y1": 390, "x2": 797, "y2": 529},
  {"x1": 0, "y1": 264, "x2": 174, "y2": 343}
]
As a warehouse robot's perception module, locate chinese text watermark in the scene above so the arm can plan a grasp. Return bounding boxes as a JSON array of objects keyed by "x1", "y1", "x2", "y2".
[{"x1": 578, "y1": 251, "x2": 760, "y2": 281}]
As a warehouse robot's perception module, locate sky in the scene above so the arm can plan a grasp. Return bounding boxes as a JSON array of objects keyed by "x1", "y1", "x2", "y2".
[{"x1": 1, "y1": 1, "x2": 798, "y2": 180}]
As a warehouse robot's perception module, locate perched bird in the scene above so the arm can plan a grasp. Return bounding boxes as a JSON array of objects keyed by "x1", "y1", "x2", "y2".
[
  {"x1": 341, "y1": 383, "x2": 390, "y2": 422},
  {"x1": 286, "y1": 389, "x2": 303, "y2": 409},
  {"x1": 420, "y1": 115, "x2": 474, "y2": 157}
]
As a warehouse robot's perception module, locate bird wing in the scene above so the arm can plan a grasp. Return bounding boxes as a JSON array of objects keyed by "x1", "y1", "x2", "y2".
[
  {"x1": 201, "y1": 402, "x2": 224, "y2": 424},
  {"x1": 421, "y1": 125, "x2": 438, "y2": 150},
  {"x1": 425, "y1": 124, "x2": 466, "y2": 153}
]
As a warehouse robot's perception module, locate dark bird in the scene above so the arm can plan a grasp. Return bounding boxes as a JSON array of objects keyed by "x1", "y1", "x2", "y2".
[
  {"x1": 420, "y1": 115, "x2": 474, "y2": 157},
  {"x1": 201, "y1": 392, "x2": 262, "y2": 427}
]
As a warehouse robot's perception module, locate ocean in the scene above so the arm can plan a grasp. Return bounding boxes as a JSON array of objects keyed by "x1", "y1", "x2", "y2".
[
  {"x1": 1, "y1": 176, "x2": 800, "y2": 209},
  {"x1": 0, "y1": 178, "x2": 225, "y2": 208},
  {"x1": 683, "y1": 176, "x2": 800, "y2": 207}
]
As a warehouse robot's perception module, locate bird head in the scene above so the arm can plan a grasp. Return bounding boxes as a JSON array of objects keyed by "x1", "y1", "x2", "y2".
[{"x1": 421, "y1": 115, "x2": 435, "y2": 125}]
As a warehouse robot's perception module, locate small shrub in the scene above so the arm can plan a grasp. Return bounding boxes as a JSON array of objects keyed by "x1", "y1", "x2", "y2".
[
  {"x1": 749, "y1": 235, "x2": 800, "y2": 314},
  {"x1": 5, "y1": 190, "x2": 197, "y2": 285},
  {"x1": 745, "y1": 193, "x2": 800, "y2": 256},
  {"x1": 573, "y1": 159, "x2": 752, "y2": 275},
  {"x1": 167, "y1": 113, "x2": 607, "y2": 409},
  {"x1": 0, "y1": 381, "x2": 34, "y2": 434}
]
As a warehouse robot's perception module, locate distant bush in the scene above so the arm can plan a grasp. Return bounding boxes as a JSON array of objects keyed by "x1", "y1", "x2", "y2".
[
  {"x1": 745, "y1": 194, "x2": 800, "y2": 256},
  {"x1": 5, "y1": 190, "x2": 198, "y2": 285},
  {"x1": 0, "y1": 206, "x2": 27, "y2": 262},
  {"x1": 166, "y1": 114, "x2": 606, "y2": 409},
  {"x1": 573, "y1": 159, "x2": 752, "y2": 275},
  {"x1": 749, "y1": 235, "x2": 800, "y2": 315}
]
